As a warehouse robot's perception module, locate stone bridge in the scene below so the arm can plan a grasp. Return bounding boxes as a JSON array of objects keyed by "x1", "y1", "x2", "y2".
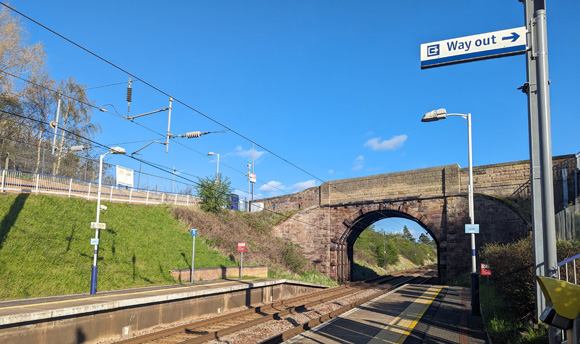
[{"x1": 256, "y1": 154, "x2": 578, "y2": 283}]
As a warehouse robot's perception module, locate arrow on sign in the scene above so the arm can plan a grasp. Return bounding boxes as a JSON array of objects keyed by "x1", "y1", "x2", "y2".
[{"x1": 502, "y1": 32, "x2": 520, "y2": 43}]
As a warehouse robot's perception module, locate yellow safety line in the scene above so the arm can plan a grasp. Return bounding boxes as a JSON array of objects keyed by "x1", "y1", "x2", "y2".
[
  {"x1": 395, "y1": 286, "x2": 442, "y2": 344},
  {"x1": 368, "y1": 285, "x2": 443, "y2": 344},
  {"x1": 0, "y1": 280, "x2": 233, "y2": 310}
]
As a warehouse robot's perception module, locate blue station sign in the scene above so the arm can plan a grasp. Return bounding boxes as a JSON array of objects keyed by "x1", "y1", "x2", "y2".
[
  {"x1": 421, "y1": 27, "x2": 527, "y2": 69},
  {"x1": 465, "y1": 224, "x2": 480, "y2": 234}
]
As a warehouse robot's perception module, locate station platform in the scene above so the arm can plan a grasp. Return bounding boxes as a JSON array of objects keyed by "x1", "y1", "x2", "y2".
[
  {"x1": 0, "y1": 278, "x2": 323, "y2": 343},
  {"x1": 287, "y1": 284, "x2": 488, "y2": 344}
]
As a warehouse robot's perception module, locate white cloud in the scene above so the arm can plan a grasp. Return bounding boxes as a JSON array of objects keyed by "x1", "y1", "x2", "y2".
[
  {"x1": 291, "y1": 180, "x2": 316, "y2": 191},
  {"x1": 230, "y1": 146, "x2": 265, "y2": 160},
  {"x1": 353, "y1": 155, "x2": 364, "y2": 171},
  {"x1": 259, "y1": 180, "x2": 285, "y2": 192},
  {"x1": 328, "y1": 169, "x2": 334, "y2": 174},
  {"x1": 364, "y1": 135, "x2": 408, "y2": 151}
]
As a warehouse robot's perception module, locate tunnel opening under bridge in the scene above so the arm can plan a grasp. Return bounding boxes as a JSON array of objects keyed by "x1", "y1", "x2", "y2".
[{"x1": 336, "y1": 209, "x2": 440, "y2": 283}]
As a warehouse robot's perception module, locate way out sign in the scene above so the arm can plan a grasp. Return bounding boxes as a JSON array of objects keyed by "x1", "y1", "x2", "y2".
[
  {"x1": 237, "y1": 242, "x2": 246, "y2": 252},
  {"x1": 421, "y1": 26, "x2": 527, "y2": 69}
]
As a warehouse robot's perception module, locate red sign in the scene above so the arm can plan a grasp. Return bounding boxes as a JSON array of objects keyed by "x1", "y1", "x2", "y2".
[
  {"x1": 481, "y1": 263, "x2": 492, "y2": 276},
  {"x1": 237, "y1": 242, "x2": 246, "y2": 252}
]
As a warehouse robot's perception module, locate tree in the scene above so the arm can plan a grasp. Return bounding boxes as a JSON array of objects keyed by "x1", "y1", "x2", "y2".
[
  {"x1": 0, "y1": 3, "x2": 46, "y2": 97},
  {"x1": 419, "y1": 233, "x2": 432, "y2": 245},
  {"x1": 54, "y1": 77, "x2": 100, "y2": 175},
  {"x1": 402, "y1": 225, "x2": 415, "y2": 242},
  {"x1": 194, "y1": 174, "x2": 233, "y2": 212}
]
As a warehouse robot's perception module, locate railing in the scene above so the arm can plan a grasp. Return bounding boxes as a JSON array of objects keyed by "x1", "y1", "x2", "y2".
[
  {"x1": 0, "y1": 169, "x2": 198, "y2": 207},
  {"x1": 557, "y1": 254, "x2": 580, "y2": 343},
  {"x1": 558, "y1": 253, "x2": 580, "y2": 285}
]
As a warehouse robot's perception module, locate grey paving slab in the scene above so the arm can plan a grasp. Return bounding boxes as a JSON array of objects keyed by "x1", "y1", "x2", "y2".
[{"x1": 287, "y1": 285, "x2": 487, "y2": 344}]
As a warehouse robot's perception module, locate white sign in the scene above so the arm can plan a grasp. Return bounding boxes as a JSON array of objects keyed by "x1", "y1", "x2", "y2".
[
  {"x1": 465, "y1": 224, "x2": 480, "y2": 234},
  {"x1": 421, "y1": 26, "x2": 527, "y2": 69},
  {"x1": 90, "y1": 238, "x2": 99, "y2": 245},
  {"x1": 249, "y1": 173, "x2": 257, "y2": 183},
  {"x1": 116, "y1": 165, "x2": 134, "y2": 188},
  {"x1": 91, "y1": 222, "x2": 106, "y2": 230},
  {"x1": 250, "y1": 202, "x2": 264, "y2": 212}
]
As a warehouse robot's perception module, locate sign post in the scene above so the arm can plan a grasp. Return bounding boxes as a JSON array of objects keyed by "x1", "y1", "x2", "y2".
[
  {"x1": 190, "y1": 229, "x2": 197, "y2": 283},
  {"x1": 237, "y1": 242, "x2": 246, "y2": 278}
]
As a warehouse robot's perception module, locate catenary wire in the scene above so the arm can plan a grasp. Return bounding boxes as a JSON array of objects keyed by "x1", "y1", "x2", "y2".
[
  {"x1": 0, "y1": 3, "x2": 415, "y2": 233},
  {"x1": 0, "y1": 109, "x2": 333, "y2": 231}
]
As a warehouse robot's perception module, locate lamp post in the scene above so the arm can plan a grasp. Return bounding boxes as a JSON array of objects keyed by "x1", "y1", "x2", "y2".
[
  {"x1": 90, "y1": 146, "x2": 126, "y2": 295},
  {"x1": 207, "y1": 152, "x2": 220, "y2": 180},
  {"x1": 245, "y1": 164, "x2": 251, "y2": 212},
  {"x1": 422, "y1": 108, "x2": 479, "y2": 315}
]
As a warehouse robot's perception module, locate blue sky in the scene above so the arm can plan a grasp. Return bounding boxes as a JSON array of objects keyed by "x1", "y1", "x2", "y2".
[{"x1": 7, "y1": 1, "x2": 580, "y2": 238}]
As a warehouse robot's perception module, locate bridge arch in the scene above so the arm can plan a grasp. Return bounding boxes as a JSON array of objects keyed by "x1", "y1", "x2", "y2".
[
  {"x1": 337, "y1": 207, "x2": 438, "y2": 283},
  {"x1": 261, "y1": 156, "x2": 575, "y2": 283}
]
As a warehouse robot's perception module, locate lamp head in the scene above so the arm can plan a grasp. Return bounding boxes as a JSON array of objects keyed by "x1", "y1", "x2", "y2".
[
  {"x1": 70, "y1": 145, "x2": 86, "y2": 152},
  {"x1": 110, "y1": 146, "x2": 126, "y2": 154},
  {"x1": 208, "y1": 152, "x2": 215, "y2": 156},
  {"x1": 422, "y1": 108, "x2": 448, "y2": 122}
]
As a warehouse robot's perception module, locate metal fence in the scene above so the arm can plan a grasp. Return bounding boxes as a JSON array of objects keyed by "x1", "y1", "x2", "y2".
[{"x1": 0, "y1": 169, "x2": 198, "y2": 206}]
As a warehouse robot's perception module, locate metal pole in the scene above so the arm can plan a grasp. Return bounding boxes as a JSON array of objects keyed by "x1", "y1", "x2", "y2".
[
  {"x1": 383, "y1": 230, "x2": 386, "y2": 270},
  {"x1": 240, "y1": 251, "x2": 244, "y2": 278},
  {"x1": 534, "y1": 6, "x2": 560, "y2": 343},
  {"x1": 534, "y1": 8, "x2": 557, "y2": 280},
  {"x1": 90, "y1": 152, "x2": 108, "y2": 294},
  {"x1": 467, "y1": 113, "x2": 475, "y2": 271},
  {"x1": 467, "y1": 113, "x2": 480, "y2": 316},
  {"x1": 523, "y1": 0, "x2": 546, "y2": 322},
  {"x1": 51, "y1": 98, "x2": 61, "y2": 155},
  {"x1": 247, "y1": 164, "x2": 251, "y2": 212},
  {"x1": 165, "y1": 98, "x2": 173, "y2": 153},
  {"x1": 191, "y1": 234, "x2": 196, "y2": 283},
  {"x1": 216, "y1": 153, "x2": 220, "y2": 178}
]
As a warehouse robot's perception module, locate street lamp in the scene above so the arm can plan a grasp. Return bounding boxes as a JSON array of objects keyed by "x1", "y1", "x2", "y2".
[
  {"x1": 422, "y1": 108, "x2": 479, "y2": 315},
  {"x1": 207, "y1": 152, "x2": 220, "y2": 180},
  {"x1": 90, "y1": 146, "x2": 126, "y2": 295}
]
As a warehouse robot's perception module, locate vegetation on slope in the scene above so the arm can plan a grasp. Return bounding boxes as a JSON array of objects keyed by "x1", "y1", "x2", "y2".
[
  {"x1": 352, "y1": 224, "x2": 437, "y2": 280},
  {"x1": 0, "y1": 193, "x2": 337, "y2": 300},
  {"x1": 479, "y1": 236, "x2": 580, "y2": 343},
  {"x1": 0, "y1": 193, "x2": 234, "y2": 300}
]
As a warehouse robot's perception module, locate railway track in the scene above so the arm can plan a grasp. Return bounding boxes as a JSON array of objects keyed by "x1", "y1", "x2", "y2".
[{"x1": 116, "y1": 265, "x2": 437, "y2": 344}]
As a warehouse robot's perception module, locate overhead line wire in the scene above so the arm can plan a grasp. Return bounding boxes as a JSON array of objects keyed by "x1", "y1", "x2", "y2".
[
  {"x1": 0, "y1": 108, "x2": 333, "y2": 232},
  {"x1": 0, "y1": 2, "x2": 331, "y2": 186},
  {"x1": 2, "y1": 3, "x2": 371, "y2": 218}
]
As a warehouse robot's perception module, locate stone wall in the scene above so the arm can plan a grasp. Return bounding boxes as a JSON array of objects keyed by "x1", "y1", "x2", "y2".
[
  {"x1": 258, "y1": 187, "x2": 319, "y2": 212},
  {"x1": 170, "y1": 266, "x2": 268, "y2": 282},
  {"x1": 319, "y1": 165, "x2": 460, "y2": 206},
  {"x1": 459, "y1": 154, "x2": 577, "y2": 210}
]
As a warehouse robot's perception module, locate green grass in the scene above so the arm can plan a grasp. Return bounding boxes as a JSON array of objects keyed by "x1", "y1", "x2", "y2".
[
  {"x1": 480, "y1": 280, "x2": 548, "y2": 344},
  {"x1": 0, "y1": 193, "x2": 236, "y2": 300},
  {"x1": 268, "y1": 267, "x2": 339, "y2": 286}
]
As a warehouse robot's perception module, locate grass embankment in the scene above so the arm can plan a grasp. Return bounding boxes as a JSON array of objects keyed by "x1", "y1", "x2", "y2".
[
  {"x1": 0, "y1": 193, "x2": 235, "y2": 300},
  {"x1": 0, "y1": 193, "x2": 337, "y2": 301}
]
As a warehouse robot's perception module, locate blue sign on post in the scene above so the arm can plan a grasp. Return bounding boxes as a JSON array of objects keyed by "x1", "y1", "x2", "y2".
[
  {"x1": 420, "y1": 26, "x2": 527, "y2": 69},
  {"x1": 191, "y1": 229, "x2": 198, "y2": 236},
  {"x1": 465, "y1": 224, "x2": 480, "y2": 234}
]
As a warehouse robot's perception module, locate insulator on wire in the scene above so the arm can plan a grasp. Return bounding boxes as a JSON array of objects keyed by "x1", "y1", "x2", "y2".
[
  {"x1": 126, "y1": 87, "x2": 132, "y2": 103},
  {"x1": 185, "y1": 131, "x2": 202, "y2": 138}
]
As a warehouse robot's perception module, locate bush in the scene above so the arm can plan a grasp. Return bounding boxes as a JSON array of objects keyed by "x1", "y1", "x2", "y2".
[{"x1": 480, "y1": 237, "x2": 580, "y2": 320}]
